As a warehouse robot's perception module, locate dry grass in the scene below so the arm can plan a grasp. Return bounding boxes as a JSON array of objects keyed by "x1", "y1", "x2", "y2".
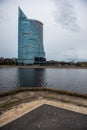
[
  {"x1": 0, "y1": 87, "x2": 87, "y2": 99},
  {"x1": 0, "y1": 88, "x2": 87, "y2": 114}
]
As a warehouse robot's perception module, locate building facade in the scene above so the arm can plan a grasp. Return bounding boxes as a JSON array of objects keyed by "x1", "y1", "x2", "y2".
[{"x1": 18, "y1": 7, "x2": 46, "y2": 64}]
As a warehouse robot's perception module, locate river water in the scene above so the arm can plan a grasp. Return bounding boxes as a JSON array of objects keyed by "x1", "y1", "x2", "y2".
[{"x1": 0, "y1": 68, "x2": 87, "y2": 94}]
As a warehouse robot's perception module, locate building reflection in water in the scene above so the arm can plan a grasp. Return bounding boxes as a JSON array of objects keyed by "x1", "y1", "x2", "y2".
[{"x1": 17, "y1": 68, "x2": 47, "y2": 88}]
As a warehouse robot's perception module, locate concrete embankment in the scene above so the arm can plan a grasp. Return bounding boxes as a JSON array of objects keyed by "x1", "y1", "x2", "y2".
[{"x1": 0, "y1": 87, "x2": 87, "y2": 127}]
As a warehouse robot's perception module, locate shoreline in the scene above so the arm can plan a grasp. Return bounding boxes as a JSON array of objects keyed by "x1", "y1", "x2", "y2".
[
  {"x1": 0, "y1": 87, "x2": 87, "y2": 98},
  {"x1": 0, "y1": 87, "x2": 87, "y2": 112},
  {"x1": 0, "y1": 88, "x2": 87, "y2": 127},
  {"x1": 0, "y1": 65, "x2": 87, "y2": 69}
]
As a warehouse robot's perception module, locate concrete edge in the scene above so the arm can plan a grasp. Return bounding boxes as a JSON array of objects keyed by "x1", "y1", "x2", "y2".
[{"x1": 0, "y1": 99, "x2": 87, "y2": 127}]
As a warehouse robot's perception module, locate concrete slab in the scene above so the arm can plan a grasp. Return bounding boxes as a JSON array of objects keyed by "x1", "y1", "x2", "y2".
[{"x1": 0, "y1": 104, "x2": 87, "y2": 130}]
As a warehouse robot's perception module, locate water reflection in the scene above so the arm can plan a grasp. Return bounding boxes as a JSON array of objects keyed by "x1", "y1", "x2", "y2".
[
  {"x1": 0, "y1": 68, "x2": 47, "y2": 93},
  {"x1": 46, "y1": 69, "x2": 87, "y2": 94},
  {"x1": 17, "y1": 68, "x2": 47, "y2": 88},
  {"x1": 0, "y1": 68, "x2": 87, "y2": 94},
  {"x1": 0, "y1": 68, "x2": 19, "y2": 92}
]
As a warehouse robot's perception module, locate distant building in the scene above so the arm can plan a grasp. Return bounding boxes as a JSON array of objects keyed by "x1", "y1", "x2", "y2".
[{"x1": 18, "y1": 7, "x2": 46, "y2": 64}]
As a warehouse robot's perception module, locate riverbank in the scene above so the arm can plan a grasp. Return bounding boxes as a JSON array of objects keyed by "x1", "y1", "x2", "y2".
[
  {"x1": 0, "y1": 65, "x2": 87, "y2": 69},
  {"x1": 0, "y1": 88, "x2": 87, "y2": 127}
]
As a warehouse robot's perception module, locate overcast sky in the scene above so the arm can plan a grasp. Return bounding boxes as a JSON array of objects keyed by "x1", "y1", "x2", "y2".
[{"x1": 0, "y1": 0, "x2": 87, "y2": 61}]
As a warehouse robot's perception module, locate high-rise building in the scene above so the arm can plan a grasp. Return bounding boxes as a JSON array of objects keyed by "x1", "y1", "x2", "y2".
[{"x1": 18, "y1": 7, "x2": 46, "y2": 64}]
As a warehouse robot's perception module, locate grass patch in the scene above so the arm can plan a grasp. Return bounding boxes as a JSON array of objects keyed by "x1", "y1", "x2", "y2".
[
  {"x1": 0, "y1": 100, "x2": 22, "y2": 109},
  {"x1": 0, "y1": 87, "x2": 87, "y2": 99},
  {"x1": 45, "y1": 96, "x2": 87, "y2": 108},
  {"x1": 0, "y1": 97, "x2": 37, "y2": 110}
]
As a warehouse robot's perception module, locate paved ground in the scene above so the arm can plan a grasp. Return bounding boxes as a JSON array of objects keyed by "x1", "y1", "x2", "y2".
[{"x1": 0, "y1": 104, "x2": 87, "y2": 130}]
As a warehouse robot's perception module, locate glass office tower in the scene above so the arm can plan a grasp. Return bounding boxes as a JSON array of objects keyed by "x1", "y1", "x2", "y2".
[{"x1": 18, "y1": 7, "x2": 46, "y2": 64}]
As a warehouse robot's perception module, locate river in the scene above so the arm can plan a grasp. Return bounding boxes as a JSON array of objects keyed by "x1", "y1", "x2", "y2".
[{"x1": 0, "y1": 68, "x2": 87, "y2": 94}]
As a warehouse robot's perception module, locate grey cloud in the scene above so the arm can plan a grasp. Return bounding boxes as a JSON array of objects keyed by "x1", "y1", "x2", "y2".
[
  {"x1": 0, "y1": 9, "x2": 9, "y2": 23},
  {"x1": 80, "y1": 0, "x2": 87, "y2": 6},
  {"x1": 0, "y1": 0, "x2": 11, "y2": 3},
  {"x1": 53, "y1": 0, "x2": 80, "y2": 32},
  {"x1": 82, "y1": 0, "x2": 87, "y2": 3},
  {"x1": 0, "y1": 10, "x2": 5, "y2": 23},
  {"x1": 0, "y1": 10, "x2": 3, "y2": 22}
]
